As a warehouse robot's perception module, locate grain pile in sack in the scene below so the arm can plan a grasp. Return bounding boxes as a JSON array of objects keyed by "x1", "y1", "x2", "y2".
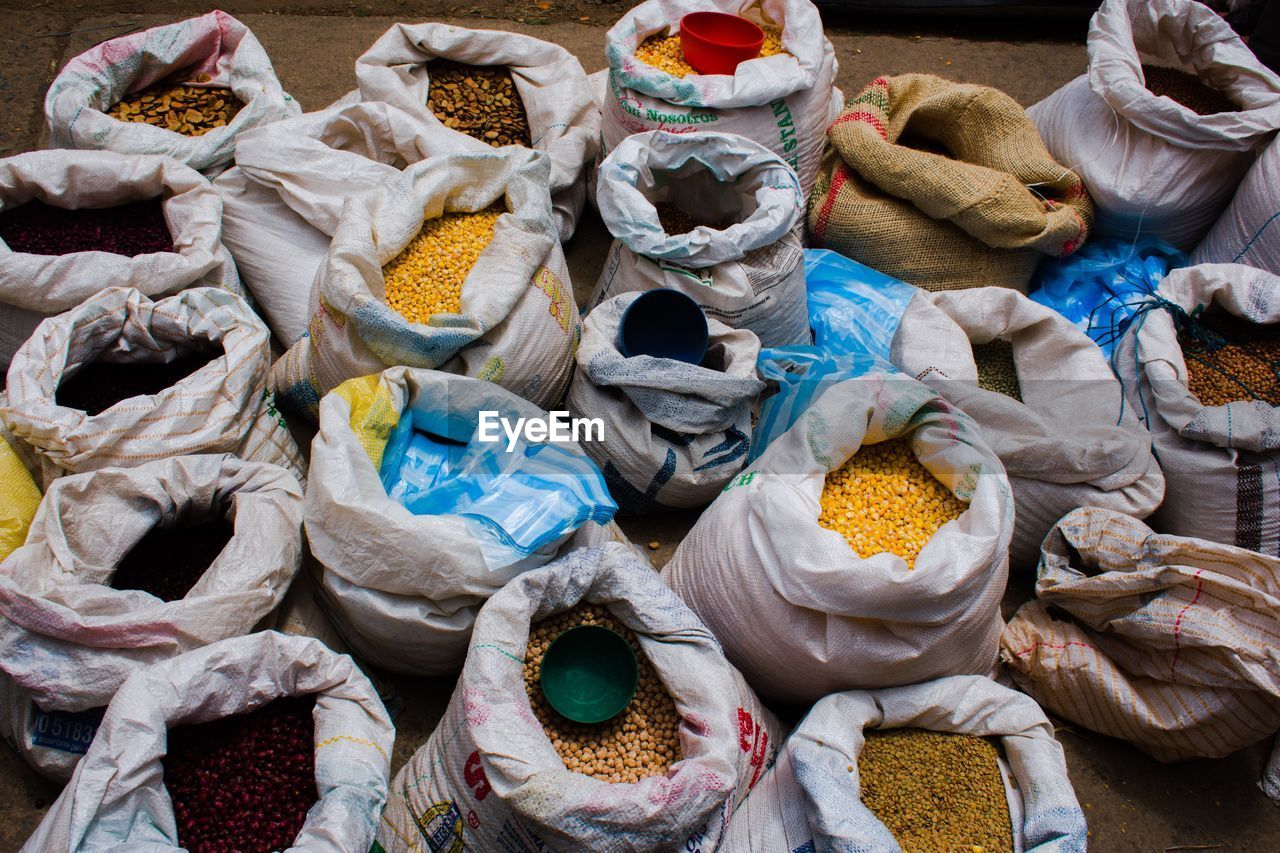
[
  {"x1": 270, "y1": 148, "x2": 579, "y2": 421},
  {"x1": 1111, "y1": 263, "x2": 1280, "y2": 551},
  {"x1": 808, "y1": 74, "x2": 1094, "y2": 293},
  {"x1": 1002, "y1": 508, "x2": 1280, "y2": 798},
  {"x1": 21, "y1": 630, "x2": 393, "y2": 852},
  {"x1": 306, "y1": 367, "x2": 616, "y2": 676},
  {"x1": 353, "y1": 22, "x2": 600, "y2": 240},
  {"x1": 1030, "y1": 0, "x2": 1280, "y2": 250},
  {"x1": 663, "y1": 375, "x2": 1015, "y2": 703},
  {"x1": 1193, "y1": 135, "x2": 1280, "y2": 274},
  {"x1": 44, "y1": 11, "x2": 300, "y2": 174},
  {"x1": 0, "y1": 454, "x2": 302, "y2": 782},
  {"x1": 890, "y1": 286, "x2": 1165, "y2": 570},
  {"x1": 589, "y1": 130, "x2": 810, "y2": 348},
  {"x1": 377, "y1": 542, "x2": 783, "y2": 852},
  {"x1": 0, "y1": 150, "x2": 242, "y2": 369},
  {"x1": 721, "y1": 676, "x2": 1087, "y2": 852},
  {"x1": 216, "y1": 100, "x2": 469, "y2": 346},
  {"x1": 601, "y1": 0, "x2": 840, "y2": 195},
  {"x1": 0, "y1": 287, "x2": 304, "y2": 489},
  {"x1": 567, "y1": 292, "x2": 764, "y2": 511}
]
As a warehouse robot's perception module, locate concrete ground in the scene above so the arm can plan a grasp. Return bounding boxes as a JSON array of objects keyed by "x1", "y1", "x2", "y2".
[{"x1": 0, "y1": 2, "x2": 1277, "y2": 850}]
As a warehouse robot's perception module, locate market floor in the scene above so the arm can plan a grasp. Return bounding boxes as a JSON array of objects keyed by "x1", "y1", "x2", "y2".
[{"x1": 1, "y1": 3, "x2": 1278, "y2": 850}]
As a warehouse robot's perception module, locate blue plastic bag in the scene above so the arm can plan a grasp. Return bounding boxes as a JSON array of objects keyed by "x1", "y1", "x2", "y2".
[
  {"x1": 1030, "y1": 238, "x2": 1187, "y2": 356},
  {"x1": 379, "y1": 409, "x2": 617, "y2": 561}
]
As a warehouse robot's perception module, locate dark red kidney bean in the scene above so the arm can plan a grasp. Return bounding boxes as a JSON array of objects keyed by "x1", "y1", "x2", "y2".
[{"x1": 0, "y1": 198, "x2": 173, "y2": 256}]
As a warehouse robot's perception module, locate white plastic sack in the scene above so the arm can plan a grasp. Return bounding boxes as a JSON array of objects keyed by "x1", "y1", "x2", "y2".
[
  {"x1": 216, "y1": 100, "x2": 472, "y2": 346},
  {"x1": 1029, "y1": 0, "x2": 1280, "y2": 249},
  {"x1": 21, "y1": 630, "x2": 393, "y2": 853},
  {"x1": 722, "y1": 676, "x2": 1088, "y2": 852},
  {"x1": 567, "y1": 292, "x2": 764, "y2": 510},
  {"x1": 1, "y1": 287, "x2": 306, "y2": 489},
  {"x1": 307, "y1": 367, "x2": 618, "y2": 676},
  {"x1": 1193, "y1": 134, "x2": 1280, "y2": 274},
  {"x1": 353, "y1": 22, "x2": 601, "y2": 240},
  {"x1": 663, "y1": 375, "x2": 1015, "y2": 703},
  {"x1": 0, "y1": 150, "x2": 242, "y2": 369},
  {"x1": 1002, "y1": 508, "x2": 1280, "y2": 795},
  {"x1": 377, "y1": 542, "x2": 784, "y2": 852},
  {"x1": 601, "y1": 0, "x2": 841, "y2": 195},
  {"x1": 589, "y1": 130, "x2": 810, "y2": 348},
  {"x1": 270, "y1": 148, "x2": 580, "y2": 422},
  {"x1": 1112, "y1": 263, "x2": 1280, "y2": 551},
  {"x1": 891, "y1": 286, "x2": 1164, "y2": 570},
  {"x1": 44, "y1": 11, "x2": 301, "y2": 173},
  {"x1": 0, "y1": 454, "x2": 302, "y2": 781}
]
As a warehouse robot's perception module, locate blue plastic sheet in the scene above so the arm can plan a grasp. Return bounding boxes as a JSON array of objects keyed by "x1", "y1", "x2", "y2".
[
  {"x1": 1030, "y1": 238, "x2": 1187, "y2": 356},
  {"x1": 379, "y1": 409, "x2": 617, "y2": 560}
]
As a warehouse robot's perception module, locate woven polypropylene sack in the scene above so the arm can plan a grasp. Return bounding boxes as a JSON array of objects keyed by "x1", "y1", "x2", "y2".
[
  {"x1": 662, "y1": 375, "x2": 1014, "y2": 703},
  {"x1": 1111, "y1": 263, "x2": 1280, "y2": 552},
  {"x1": 601, "y1": 0, "x2": 840, "y2": 195},
  {"x1": 44, "y1": 11, "x2": 300, "y2": 174},
  {"x1": 1030, "y1": 0, "x2": 1280, "y2": 250},
  {"x1": 0, "y1": 454, "x2": 302, "y2": 782},
  {"x1": 0, "y1": 434, "x2": 39, "y2": 563},
  {"x1": 21, "y1": 631, "x2": 393, "y2": 852},
  {"x1": 891, "y1": 286, "x2": 1164, "y2": 570},
  {"x1": 567, "y1": 292, "x2": 764, "y2": 511},
  {"x1": 1003, "y1": 508, "x2": 1280, "y2": 785},
  {"x1": 376, "y1": 542, "x2": 783, "y2": 852},
  {"x1": 589, "y1": 130, "x2": 810, "y2": 348},
  {"x1": 216, "y1": 101, "x2": 470, "y2": 345},
  {"x1": 0, "y1": 150, "x2": 242, "y2": 368},
  {"x1": 722, "y1": 676, "x2": 1087, "y2": 851},
  {"x1": 353, "y1": 22, "x2": 600, "y2": 241},
  {"x1": 270, "y1": 148, "x2": 580, "y2": 422},
  {"x1": 808, "y1": 74, "x2": 1094, "y2": 293},
  {"x1": 1, "y1": 287, "x2": 305, "y2": 489},
  {"x1": 1193, "y1": 135, "x2": 1280, "y2": 275}
]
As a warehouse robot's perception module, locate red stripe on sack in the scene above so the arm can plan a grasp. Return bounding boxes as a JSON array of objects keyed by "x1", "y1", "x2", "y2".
[
  {"x1": 829, "y1": 110, "x2": 888, "y2": 139},
  {"x1": 812, "y1": 165, "x2": 850, "y2": 244},
  {"x1": 1060, "y1": 207, "x2": 1087, "y2": 256},
  {"x1": 1012, "y1": 640, "x2": 1096, "y2": 658},
  {"x1": 1169, "y1": 571, "x2": 1205, "y2": 678}
]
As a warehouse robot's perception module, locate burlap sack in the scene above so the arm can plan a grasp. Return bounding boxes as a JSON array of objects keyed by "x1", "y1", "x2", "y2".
[
  {"x1": 1002, "y1": 507, "x2": 1280, "y2": 797},
  {"x1": 808, "y1": 74, "x2": 1093, "y2": 292}
]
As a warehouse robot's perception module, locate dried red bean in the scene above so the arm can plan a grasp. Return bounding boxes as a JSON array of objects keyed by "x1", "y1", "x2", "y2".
[
  {"x1": 55, "y1": 353, "x2": 215, "y2": 416},
  {"x1": 111, "y1": 518, "x2": 234, "y2": 602},
  {"x1": 164, "y1": 695, "x2": 318, "y2": 853},
  {"x1": 0, "y1": 198, "x2": 172, "y2": 256}
]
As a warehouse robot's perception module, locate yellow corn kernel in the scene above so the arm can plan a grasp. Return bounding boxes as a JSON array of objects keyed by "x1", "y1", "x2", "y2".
[
  {"x1": 381, "y1": 206, "x2": 503, "y2": 324},
  {"x1": 633, "y1": 26, "x2": 786, "y2": 78}
]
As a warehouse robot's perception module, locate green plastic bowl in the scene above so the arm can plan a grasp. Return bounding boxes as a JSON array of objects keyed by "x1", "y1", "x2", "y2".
[{"x1": 539, "y1": 624, "x2": 638, "y2": 724}]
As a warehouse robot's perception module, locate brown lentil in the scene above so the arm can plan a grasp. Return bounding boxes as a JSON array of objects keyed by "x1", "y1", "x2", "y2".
[
  {"x1": 107, "y1": 74, "x2": 242, "y2": 136},
  {"x1": 382, "y1": 206, "x2": 503, "y2": 324},
  {"x1": 427, "y1": 60, "x2": 531, "y2": 147},
  {"x1": 111, "y1": 517, "x2": 234, "y2": 602},
  {"x1": 55, "y1": 352, "x2": 215, "y2": 416},
  {"x1": 818, "y1": 437, "x2": 968, "y2": 570},
  {"x1": 1179, "y1": 313, "x2": 1280, "y2": 407},
  {"x1": 1142, "y1": 64, "x2": 1237, "y2": 116},
  {"x1": 859, "y1": 727, "x2": 1013, "y2": 853},
  {"x1": 635, "y1": 26, "x2": 786, "y2": 78},
  {"x1": 973, "y1": 339, "x2": 1022, "y2": 402},
  {"x1": 655, "y1": 201, "x2": 723, "y2": 236},
  {"x1": 523, "y1": 603, "x2": 683, "y2": 783}
]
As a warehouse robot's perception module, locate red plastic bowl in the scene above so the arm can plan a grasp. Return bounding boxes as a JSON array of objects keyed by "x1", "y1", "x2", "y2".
[{"x1": 679, "y1": 12, "x2": 765, "y2": 76}]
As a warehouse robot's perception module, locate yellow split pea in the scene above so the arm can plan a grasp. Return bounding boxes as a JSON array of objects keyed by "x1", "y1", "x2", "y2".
[
  {"x1": 381, "y1": 206, "x2": 503, "y2": 324},
  {"x1": 634, "y1": 26, "x2": 786, "y2": 78},
  {"x1": 818, "y1": 437, "x2": 967, "y2": 570}
]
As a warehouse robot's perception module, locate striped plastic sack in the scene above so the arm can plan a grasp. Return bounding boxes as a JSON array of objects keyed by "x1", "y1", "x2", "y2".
[
  {"x1": 21, "y1": 631, "x2": 393, "y2": 852},
  {"x1": 1110, "y1": 263, "x2": 1280, "y2": 552},
  {"x1": 600, "y1": 0, "x2": 841, "y2": 195},
  {"x1": 0, "y1": 454, "x2": 303, "y2": 782},
  {"x1": 0, "y1": 150, "x2": 243, "y2": 369},
  {"x1": 662, "y1": 375, "x2": 1015, "y2": 704},
  {"x1": 44, "y1": 11, "x2": 300, "y2": 174},
  {"x1": 305, "y1": 367, "x2": 615, "y2": 677},
  {"x1": 270, "y1": 148, "x2": 580, "y2": 422},
  {"x1": 1002, "y1": 507, "x2": 1280, "y2": 798},
  {"x1": 377, "y1": 543, "x2": 783, "y2": 852},
  {"x1": 0, "y1": 287, "x2": 305, "y2": 489},
  {"x1": 1193, "y1": 135, "x2": 1280, "y2": 276}
]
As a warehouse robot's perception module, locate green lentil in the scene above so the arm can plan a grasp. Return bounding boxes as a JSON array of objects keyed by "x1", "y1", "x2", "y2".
[{"x1": 973, "y1": 339, "x2": 1022, "y2": 402}]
